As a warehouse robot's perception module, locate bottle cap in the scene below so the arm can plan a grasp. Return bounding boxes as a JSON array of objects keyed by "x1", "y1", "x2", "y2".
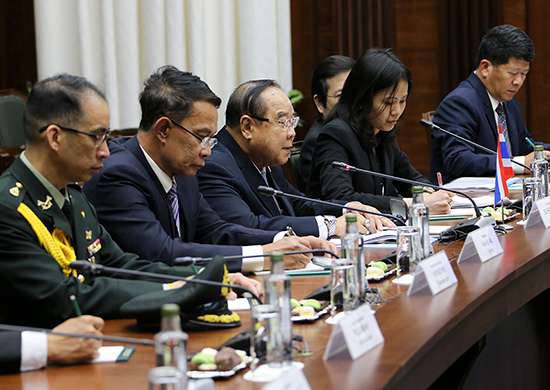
[
  {"x1": 411, "y1": 186, "x2": 424, "y2": 194},
  {"x1": 161, "y1": 303, "x2": 180, "y2": 316},
  {"x1": 345, "y1": 213, "x2": 357, "y2": 223},
  {"x1": 534, "y1": 144, "x2": 544, "y2": 151},
  {"x1": 270, "y1": 251, "x2": 284, "y2": 263}
]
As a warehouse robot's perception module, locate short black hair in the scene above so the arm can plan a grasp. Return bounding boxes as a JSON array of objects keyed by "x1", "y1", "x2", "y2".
[
  {"x1": 24, "y1": 74, "x2": 106, "y2": 143},
  {"x1": 225, "y1": 79, "x2": 280, "y2": 128},
  {"x1": 328, "y1": 48, "x2": 412, "y2": 145},
  {"x1": 478, "y1": 24, "x2": 535, "y2": 65},
  {"x1": 311, "y1": 55, "x2": 355, "y2": 109},
  {"x1": 139, "y1": 65, "x2": 221, "y2": 130}
]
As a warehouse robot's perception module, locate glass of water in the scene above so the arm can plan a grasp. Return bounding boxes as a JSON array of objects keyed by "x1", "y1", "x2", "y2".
[
  {"x1": 330, "y1": 259, "x2": 357, "y2": 315},
  {"x1": 396, "y1": 226, "x2": 422, "y2": 274},
  {"x1": 523, "y1": 177, "x2": 543, "y2": 219},
  {"x1": 250, "y1": 304, "x2": 281, "y2": 369},
  {"x1": 148, "y1": 366, "x2": 185, "y2": 390}
]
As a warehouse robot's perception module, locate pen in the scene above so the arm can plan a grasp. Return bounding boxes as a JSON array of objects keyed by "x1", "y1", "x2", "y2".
[
  {"x1": 285, "y1": 226, "x2": 297, "y2": 237},
  {"x1": 436, "y1": 171, "x2": 443, "y2": 186},
  {"x1": 525, "y1": 137, "x2": 536, "y2": 150},
  {"x1": 70, "y1": 294, "x2": 82, "y2": 316}
]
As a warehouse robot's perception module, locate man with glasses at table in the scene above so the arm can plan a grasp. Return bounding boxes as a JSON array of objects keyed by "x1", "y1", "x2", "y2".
[
  {"x1": 196, "y1": 79, "x2": 394, "y2": 237},
  {"x1": 0, "y1": 73, "x2": 250, "y2": 328},
  {"x1": 84, "y1": 66, "x2": 335, "y2": 274}
]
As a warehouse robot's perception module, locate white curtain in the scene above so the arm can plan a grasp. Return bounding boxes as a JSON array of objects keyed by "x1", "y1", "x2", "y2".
[{"x1": 33, "y1": 0, "x2": 293, "y2": 129}]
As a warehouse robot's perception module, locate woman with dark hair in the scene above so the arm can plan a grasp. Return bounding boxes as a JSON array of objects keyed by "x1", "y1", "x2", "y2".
[{"x1": 307, "y1": 48, "x2": 451, "y2": 214}]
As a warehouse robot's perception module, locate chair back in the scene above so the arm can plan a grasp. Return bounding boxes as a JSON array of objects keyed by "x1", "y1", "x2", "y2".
[{"x1": 0, "y1": 95, "x2": 26, "y2": 148}]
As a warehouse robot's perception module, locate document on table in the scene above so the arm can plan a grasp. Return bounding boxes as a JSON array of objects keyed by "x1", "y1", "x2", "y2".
[{"x1": 444, "y1": 176, "x2": 521, "y2": 191}]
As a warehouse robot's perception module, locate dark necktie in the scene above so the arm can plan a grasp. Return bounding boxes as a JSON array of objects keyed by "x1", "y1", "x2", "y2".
[
  {"x1": 496, "y1": 103, "x2": 513, "y2": 155},
  {"x1": 260, "y1": 169, "x2": 283, "y2": 215},
  {"x1": 167, "y1": 184, "x2": 181, "y2": 237}
]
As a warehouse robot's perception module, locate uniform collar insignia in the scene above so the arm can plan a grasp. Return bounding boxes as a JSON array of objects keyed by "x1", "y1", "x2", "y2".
[{"x1": 37, "y1": 195, "x2": 53, "y2": 210}]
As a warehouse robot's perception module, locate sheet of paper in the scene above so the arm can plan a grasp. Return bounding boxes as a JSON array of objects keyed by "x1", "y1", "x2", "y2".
[
  {"x1": 227, "y1": 297, "x2": 251, "y2": 311},
  {"x1": 92, "y1": 346, "x2": 125, "y2": 363}
]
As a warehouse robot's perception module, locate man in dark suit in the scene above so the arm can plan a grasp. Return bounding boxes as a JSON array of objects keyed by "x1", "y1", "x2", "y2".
[
  {"x1": 432, "y1": 24, "x2": 550, "y2": 183},
  {"x1": 197, "y1": 79, "x2": 393, "y2": 236},
  {"x1": 1, "y1": 316, "x2": 103, "y2": 374},
  {"x1": 0, "y1": 74, "x2": 256, "y2": 328},
  {"x1": 84, "y1": 67, "x2": 334, "y2": 273}
]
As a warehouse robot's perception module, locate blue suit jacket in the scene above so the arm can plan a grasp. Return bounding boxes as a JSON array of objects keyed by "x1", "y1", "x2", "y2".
[
  {"x1": 432, "y1": 72, "x2": 533, "y2": 182},
  {"x1": 84, "y1": 137, "x2": 278, "y2": 272},
  {"x1": 197, "y1": 128, "x2": 343, "y2": 236}
]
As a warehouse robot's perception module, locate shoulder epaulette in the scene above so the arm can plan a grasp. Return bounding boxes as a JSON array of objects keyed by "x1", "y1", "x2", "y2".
[{"x1": 0, "y1": 175, "x2": 26, "y2": 208}]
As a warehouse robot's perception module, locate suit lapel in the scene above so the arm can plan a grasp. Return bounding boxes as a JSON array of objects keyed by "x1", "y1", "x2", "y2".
[
  {"x1": 218, "y1": 128, "x2": 283, "y2": 216},
  {"x1": 125, "y1": 137, "x2": 180, "y2": 238},
  {"x1": 468, "y1": 73, "x2": 498, "y2": 146}
]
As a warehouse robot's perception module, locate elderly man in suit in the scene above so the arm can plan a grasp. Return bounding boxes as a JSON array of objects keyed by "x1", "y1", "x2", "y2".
[
  {"x1": 432, "y1": 24, "x2": 550, "y2": 183},
  {"x1": 196, "y1": 79, "x2": 394, "y2": 236},
  {"x1": 84, "y1": 66, "x2": 334, "y2": 274}
]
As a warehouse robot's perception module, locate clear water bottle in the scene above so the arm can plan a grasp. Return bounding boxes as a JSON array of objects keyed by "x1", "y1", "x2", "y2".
[
  {"x1": 341, "y1": 213, "x2": 365, "y2": 306},
  {"x1": 409, "y1": 186, "x2": 432, "y2": 259},
  {"x1": 531, "y1": 144, "x2": 548, "y2": 197},
  {"x1": 264, "y1": 252, "x2": 292, "y2": 365},
  {"x1": 155, "y1": 304, "x2": 188, "y2": 389}
]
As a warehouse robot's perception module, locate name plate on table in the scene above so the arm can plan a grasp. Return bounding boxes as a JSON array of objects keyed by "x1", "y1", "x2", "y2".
[
  {"x1": 457, "y1": 225, "x2": 502, "y2": 264},
  {"x1": 408, "y1": 251, "x2": 457, "y2": 296},
  {"x1": 525, "y1": 197, "x2": 550, "y2": 229},
  {"x1": 323, "y1": 304, "x2": 384, "y2": 360},
  {"x1": 263, "y1": 367, "x2": 311, "y2": 390}
]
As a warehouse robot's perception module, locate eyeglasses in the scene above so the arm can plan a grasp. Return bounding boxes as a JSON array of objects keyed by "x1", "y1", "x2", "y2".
[
  {"x1": 166, "y1": 117, "x2": 218, "y2": 149},
  {"x1": 39, "y1": 123, "x2": 111, "y2": 147},
  {"x1": 248, "y1": 114, "x2": 300, "y2": 130}
]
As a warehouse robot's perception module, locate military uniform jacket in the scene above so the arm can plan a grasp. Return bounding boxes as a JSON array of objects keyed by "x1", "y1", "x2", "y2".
[{"x1": 0, "y1": 159, "x2": 225, "y2": 328}]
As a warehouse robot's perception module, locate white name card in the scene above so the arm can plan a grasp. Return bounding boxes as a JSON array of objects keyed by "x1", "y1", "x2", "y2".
[
  {"x1": 263, "y1": 367, "x2": 311, "y2": 390},
  {"x1": 525, "y1": 197, "x2": 550, "y2": 229},
  {"x1": 457, "y1": 225, "x2": 503, "y2": 263},
  {"x1": 323, "y1": 304, "x2": 384, "y2": 360},
  {"x1": 408, "y1": 251, "x2": 457, "y2": 296}
]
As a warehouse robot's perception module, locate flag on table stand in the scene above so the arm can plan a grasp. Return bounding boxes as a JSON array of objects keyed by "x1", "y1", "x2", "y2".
[{"x1": 494, "y1": 124, "x2": 514, "y2": 207}]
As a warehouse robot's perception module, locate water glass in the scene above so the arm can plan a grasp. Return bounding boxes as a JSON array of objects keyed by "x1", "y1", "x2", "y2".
[
  {"x1": 523, "y1": 177, "x2": 543, "y2": 219},
  {"x1": 396, "y1": 226, "x2": 422, "y2": 274},
  {"x1": 250, "y1": 304, "x2": 281, "y2": 368},
  {"x1": 330, "y1": 259, "x2": 357, "y2": 314},
  {"x1": 148, "y1": 366, "x2": 185, "y2": 390}
]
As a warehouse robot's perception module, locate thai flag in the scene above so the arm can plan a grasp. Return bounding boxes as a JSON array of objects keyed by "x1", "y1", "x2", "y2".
[{"x1": 494, "y1": 124, "x2": 514, "y2": 206}]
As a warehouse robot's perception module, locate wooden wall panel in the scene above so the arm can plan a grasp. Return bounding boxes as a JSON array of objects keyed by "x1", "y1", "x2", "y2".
[
  {"x1": 0, "y1": 0, "x2": 36, "y2": 93},
  {"x1": 290, "y1": 0, "x2": 394, "y2": 140},
  {"x1": 392, "y1": 0, "x2": 440, "y2": 175}
]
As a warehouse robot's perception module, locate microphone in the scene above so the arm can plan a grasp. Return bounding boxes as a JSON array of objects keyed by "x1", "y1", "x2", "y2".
[
  {"x1": 0, "y1": 323, "x2": 155, "y2": 346},
  {"x1": 420, "y1": 119, "x2": 531, "y2": 173},
  {"x1": 173, "y1": 248, "x2": 339, "y2": 266},
  {"x1": 256, "y1": 185, "x2": 406, "y2": 225},
  {"x1": 331, "y1": 161, "x2": 494, "y2": 239},
  {"x1": 69, "y1": 259, "x2": 262, "y2": 303}
]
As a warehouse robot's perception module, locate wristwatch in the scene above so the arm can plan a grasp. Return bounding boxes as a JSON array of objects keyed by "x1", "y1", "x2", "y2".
[{"x1": 323, "y1": 216, "x2": 337, "y2": 238}]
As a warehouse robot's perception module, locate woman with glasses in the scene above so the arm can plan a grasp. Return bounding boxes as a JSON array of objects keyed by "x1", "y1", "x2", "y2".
[{"x1": 307, "y1": 48, "x2": 452, "y2": 214}]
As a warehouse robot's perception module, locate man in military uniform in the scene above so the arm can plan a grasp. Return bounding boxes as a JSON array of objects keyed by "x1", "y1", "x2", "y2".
[{"x1": 0, "y1": 74, "x2": 258, "y2": 328}]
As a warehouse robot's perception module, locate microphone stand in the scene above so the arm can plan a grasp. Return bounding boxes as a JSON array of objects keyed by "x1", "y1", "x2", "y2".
[
  {"x1": 256, "y1": 185, "x2": 406, "y2": 225},
  {"x1": 420, "y1": 119, "x2": 531, "y2": 172},
  {"x1": 332, "y1": 161, "x2": 495, "y2": 239},
  {"x1": 69, "y1": 259, "x2": 263, "y2": 304}
]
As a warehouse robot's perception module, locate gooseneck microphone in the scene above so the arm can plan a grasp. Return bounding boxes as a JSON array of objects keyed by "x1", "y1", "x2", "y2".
[
  {"x1": 69, "y1": 259, "x2": 262, "y2": 303},
  {"x1": 331, "y1": 161, "x2": 482, "y2": 217},
  {"x1": 256, "y1": 185, "x2": 406, "y2": 225},
  {"x1": 420, "y1": 119, "x2": 531, "y2": 173},
  {"x1": 0, "y1": 323, "x2": 155, "y2": 346},
  {"x1": 331, "y1": 161, "x2": 496, "y2": 239},
  {"x1": 173, "y1": 248, "x2": 339, "y2": 266}
]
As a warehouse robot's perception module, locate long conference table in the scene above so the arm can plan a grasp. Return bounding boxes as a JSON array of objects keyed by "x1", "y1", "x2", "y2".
[{"x1": 3, "y1": 217, "x2": 550, "y2": 389}]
